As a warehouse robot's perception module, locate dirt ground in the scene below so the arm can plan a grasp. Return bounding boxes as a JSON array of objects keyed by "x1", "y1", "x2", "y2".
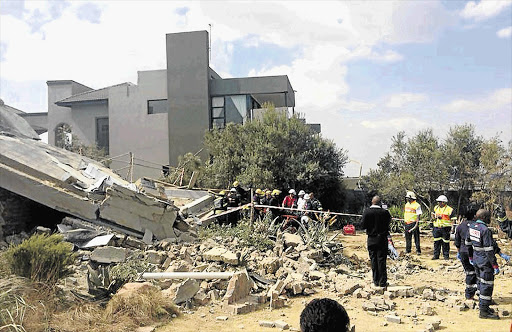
[{"x1": 159, "y1": 232, "x2": 512, "y2": 332}]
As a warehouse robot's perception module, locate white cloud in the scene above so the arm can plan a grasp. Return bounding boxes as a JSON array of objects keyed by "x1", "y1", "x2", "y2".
[
  {"x1": 441, "y1": 88, "x2": 512, "y2": 113},
  {"x1": 460, "y1": 0, "x2": 512, "y2": 21},
  {"x1": 497, "y1": 26, "x2": 512, "y2": 38},
  {"x1": 385, "y1": 93, "x2": 428, "y2": 108},
  {"x1": 360, "y1": 117, "x2": 429, "y2": 131}
]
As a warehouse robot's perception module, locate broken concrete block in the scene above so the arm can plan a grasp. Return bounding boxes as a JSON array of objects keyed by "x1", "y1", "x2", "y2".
[
  {"x1": 421, "y1": 302, "x2": 435, "y2": 316},
  {"x1": 193, "y1": 290, "x2": 209, "y2": 306},
  {"x1": 142, "y1": 229, "x2": 153, "y2": 244},
  {"x1": 224, "y1": 270, "x2": 253, "y2": 305},
  {"x1": 427, "y1": 318, "x2": 441, "y2": 330},
  {"x1": 335, "y1": 280, "x2": 362, "y2": 296},
  {"x1": 383, "y1": 291, "x2": 395, "y2": 300},
  {"x1": 173, "y1": 278, "x2": 199, "y2": 304},
  {"x1": 208, "y1": 289, "x2": 220, "y2": 301},
  {"x1": 274, "y1": 320, "x2": 289, "y2": 330},
  {"x1": 270, "y1": 296, "x2": 286, "y2": 309},
  {"x1": 146, "y1": 250, "x2": 166, "y2": 265},
  {"x1": 384, "y1": 314, "x2": 401, "y2": 324},
  {"x1": 203, "y1": 247, "x2": 239, "y2": 265},
  {"x1": 216, "y1": 316, "x2": 228, "y2": 321},
  {"x1": 90, "y1": 246, "x2": 129, "y2": 263},
  {"x1": 283, "y1": 233, "x2": 304, "y2": 248},
  {"x1": 229, "y1": 302, "x2": 257, "y2": 315},
  {"x1": 259, "y1": 321, "x2": 275, "y2": 328},
  {"x1": 261, "y1": 257, "x2": 282, "y2": 274},
  {"x1": 268, "y1": 279, "x2": 286, "y2": 298},
  {"x1": 422, "y1": 288, "x2": 435, "y2": 300}
]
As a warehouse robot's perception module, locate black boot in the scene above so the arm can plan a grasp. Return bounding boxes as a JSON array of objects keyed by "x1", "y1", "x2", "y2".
[{"x1": 479, "y1": 310, "x2": 499, "y2": 320}]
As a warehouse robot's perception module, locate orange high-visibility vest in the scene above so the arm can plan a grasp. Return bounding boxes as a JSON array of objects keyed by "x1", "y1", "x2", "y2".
[
  {"x1": 404, "y1": 201, "x2": 421, "y2": 224},
  {"x1": 433, "y1": 205, "x2": 454, "y2": 228}
]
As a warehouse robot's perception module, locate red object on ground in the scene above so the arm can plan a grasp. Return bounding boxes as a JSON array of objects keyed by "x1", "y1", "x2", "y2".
[{"x1": 343, "y1": 224, "x2": 355, "y2": 235}]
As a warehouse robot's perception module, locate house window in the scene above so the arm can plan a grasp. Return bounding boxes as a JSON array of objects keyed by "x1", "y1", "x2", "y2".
[
  {"x1": 211, "y1": 97, "x2": 225, "y2": 129},
  {"x1": 96, "y1": 117, "x2": 109, "y2": 154},
  {"x1": 147, "y1": 99, "x2": 168, "y2": 114}
]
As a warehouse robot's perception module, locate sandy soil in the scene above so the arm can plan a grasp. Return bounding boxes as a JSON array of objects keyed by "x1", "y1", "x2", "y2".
[{"x1": 158, "y1": 232, "x2": 512, "y2": 332}]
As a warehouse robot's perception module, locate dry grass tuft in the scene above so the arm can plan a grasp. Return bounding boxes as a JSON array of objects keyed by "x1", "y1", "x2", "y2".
[{"x1": 50, "y1": 283, "x2": 179, "y2": 332}]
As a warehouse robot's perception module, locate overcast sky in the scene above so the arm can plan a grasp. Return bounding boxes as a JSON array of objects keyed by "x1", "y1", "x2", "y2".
[{"x1": 1, "y1": 0, "x2": 511, "y2": 176}]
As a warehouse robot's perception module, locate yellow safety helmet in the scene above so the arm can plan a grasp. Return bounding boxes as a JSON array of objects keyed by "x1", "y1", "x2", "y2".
[
  {"x1": 255, "y1": 188, "x2": 263, "y2": 195},
  {"x1": 233, "y1": 181, "x2": 239, "y2": 187},
  {"x1": 265, "y1": 190, "x2": 272, "y2": 195},
  {"x1": 272, "y1": 189, "x2": 281, "y2": 196},
  {"x1": 219, "y1": 190, "x2": 226, "y2": 196}
]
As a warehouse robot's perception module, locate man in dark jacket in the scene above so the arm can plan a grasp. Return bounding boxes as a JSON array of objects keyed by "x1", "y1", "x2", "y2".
[
  {"x1": 361, "y1": 196, "x2": 391, "y2": 288},
  {"x1": 454, "y1": 208, "x2": 478, "y2": 300},
  {"x1": 465, "y1": 209, "x2": 500, "y2": 319}
]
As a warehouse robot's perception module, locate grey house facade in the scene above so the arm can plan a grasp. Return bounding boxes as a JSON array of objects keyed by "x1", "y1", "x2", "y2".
[{"x1": 39, "y1": 31, "x2": 303, "y2": 179}]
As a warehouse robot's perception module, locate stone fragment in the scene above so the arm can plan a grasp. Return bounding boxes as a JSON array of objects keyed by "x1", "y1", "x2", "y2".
[
  {"x1": 224, "y1": 270, "x2": 253, "y2": 305},
  {"x1": 261, "y1": 257, "x2": 282, "y2": 274},
  {"x1": 283, "y1": 233, "x2": 304, "y2": 248},
  {"x1": 203, "y1": 247, "x2": 239, "y2": 265},
  {"x1": 193, "y1": 290, "x2": 209, "y2": 305},
  {"x1": 142, "y1": 229, "x2": 153, "y2": 244},
  {"x1": 146, "y1": 250, "x2": 166, "y2": 264},
  {"x1": 421, "y1": 302, "x2": 434, "y2": 316},
  {"x1": 208, "y1": 289, "x2": 220, "y2": 301},
  {"x1": 229, "y1": 302, "x2": 257, "y2": 315},
  {"x1": 216, "y1": 316, "x2": 228, "y2": 321},
  {"x1": 259, "y1": 320, "x2": 275, "y2": 328},
  {"x1": 270, "y1": 296, "x2": 286, "y2": 309},
  {"x1": 335, "y1": 280, "x2": 362, "y2": 296},
  {"x1": 422, "y1": 288, "x2": 435, "y2": 300},
  {"x1": 136, "y1": 326, "x2": 155, "y2": 332},
  {"x1": 90, "y1": 246, "x2": 129, "y2": 263},
  {"x1": 384, "y1": 315, "x2": 401, "y2": 324},
  {"x1": 404, "y1": 310, "x2": 416, "y2": 317},
  {"x1": 502, "y1": 310, "x2": 510, "y2": 316},
  {"x1": 274, "y1": 320, "x2": 289, "y2": 330},
  {"x1": 268, "y1": 280, "x2": 286, "y2": 298},
  {"x1": 383, "y1": 291, "x2": 395, "y2": 300},
  {"x1": 173, "y1": 279, "x2": 200, "y2": 304},
  {"x1": 427, "y1": 318, "x2": 441, "y2": 330}
]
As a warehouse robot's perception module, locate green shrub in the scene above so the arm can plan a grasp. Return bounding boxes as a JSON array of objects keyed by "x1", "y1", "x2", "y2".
[{"x1": 5, "y1": 234, "x2": 75, "y2": 285}]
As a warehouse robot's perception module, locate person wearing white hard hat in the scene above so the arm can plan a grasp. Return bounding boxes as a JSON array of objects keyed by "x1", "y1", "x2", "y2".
[
  {"x1": 282, "y1": 189, "x2": 297, "y2": 209},
  {"x1": 297, "y1": 190, "x2": 306, "y2": 210},
  {"x1": 404, "y1": 191, "x2": 422, "y2": 255},
  {"x1": 431, "y1": 195, "x2": 455, "y2": 260}
]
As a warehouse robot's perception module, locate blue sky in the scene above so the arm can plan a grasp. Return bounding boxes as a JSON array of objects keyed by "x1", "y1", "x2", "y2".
[{"x1": 0, "y1": 0, "x2": 511, "y2": 177}]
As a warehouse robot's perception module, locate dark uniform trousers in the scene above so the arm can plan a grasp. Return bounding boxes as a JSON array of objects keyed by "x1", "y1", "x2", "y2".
[
  {"x1": 368, "y1": 237, "x2": 387, "y2": 287},
  {"x1": 459, "y1": 252, "x2": 477, "y2": 299},
  {"x1": 404, "y1": 223, "x2": 421, "y2": 253},
  {"x1": 474, "y1": 259, "x2": 494, "y2": 310},
  {"x1": 433, "y1": 226, "x2": 451, "y2": 258}
]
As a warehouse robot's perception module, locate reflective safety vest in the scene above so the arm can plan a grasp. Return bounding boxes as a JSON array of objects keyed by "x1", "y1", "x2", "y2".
[
  {"x1": 404, "y1": 201, "x2": 421, "y2": 224},
  {"x1": 433, "y1": 205, "x2": 454, "y2": 228}
]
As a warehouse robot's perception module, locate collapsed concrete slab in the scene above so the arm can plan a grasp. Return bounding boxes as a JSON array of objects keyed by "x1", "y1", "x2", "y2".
[{"x1": 0, "y1": 134, "x2": 179, "y2": 240}]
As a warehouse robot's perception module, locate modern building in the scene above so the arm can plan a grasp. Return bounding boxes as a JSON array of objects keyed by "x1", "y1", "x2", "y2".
[{"x1": 21, "y1": 31, "x2": 318, "y2": 180}]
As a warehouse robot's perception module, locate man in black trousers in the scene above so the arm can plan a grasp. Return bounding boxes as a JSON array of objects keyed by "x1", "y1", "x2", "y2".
[{"x1": 361, "y1": 195, "x2": 391, "y2": 288}]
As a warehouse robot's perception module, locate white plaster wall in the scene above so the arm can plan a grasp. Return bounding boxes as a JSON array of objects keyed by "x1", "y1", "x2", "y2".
[{"x1": 109, "y1": 70, "x2": 168, "y2": 180}]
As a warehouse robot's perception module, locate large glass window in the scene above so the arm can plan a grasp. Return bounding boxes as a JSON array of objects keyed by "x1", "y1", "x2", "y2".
[
  {"x1": 211, "y1": 95, "x2": 251, "y2": 129},
  {"x1": 211, "y1": 97, "x2": 225, "y2": 129},
  {"x1": 147, "y1": 99, "x2": 168, "y2": 114}
]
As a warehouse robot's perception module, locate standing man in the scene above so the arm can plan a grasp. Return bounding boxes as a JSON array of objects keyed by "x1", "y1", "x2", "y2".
[
  {"x1": 465, "y1": 209, "x2": 500, "y2": 320},
  {"x1": 282, "y1": 189, "x2": 297, "y2": 209},
  {"x1": 361, "y1": 196, "x2": 391, "y2": 288},
  {"x1": 432, "y1": 195, "x2": 455, "y2": 260},
  {"x1": 454, "y1": 208, "x2": 478, "y2": 300},
  {"x1": 404, "y1": 191, "x2": 422, "y2": 255}
]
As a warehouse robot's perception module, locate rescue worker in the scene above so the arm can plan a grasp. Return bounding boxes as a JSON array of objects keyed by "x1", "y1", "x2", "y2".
[
  {"x1": 465, "y1": 209, "x2": 500, "y2": 319},
  {"x1": 309, "y1": 192, "x2": 323, "y2": 211},
  {"x1": 495, "y1": 204, "x2": 512, "y2": 239},
  {"x1": 226, "y1": 188, "x2": 241, "y2": 225},
  {"x1": 252, "y1": 189, "x2": 264, "y2": 220},
  {"x1": 282, "y1": 189, "x2": 297, "y2": 209},
  {"x1": 432, "y1": 195, "x2": 455, "y2": 260},
  {"x1": 404, "y1": 191, "x2": 422, "y2": 255},
  {"x1": 454, "y1": 208, "x2": 478, "y2": 300},
  {"x1": 233, "y1": 181, "x2": 248, "y2": 204},
  {"x1": 297, "y1": 190, "x2": 306, "y2": 210},
  {"x1": 213, "y1": 190, "x2": 228, "y2": 214}
]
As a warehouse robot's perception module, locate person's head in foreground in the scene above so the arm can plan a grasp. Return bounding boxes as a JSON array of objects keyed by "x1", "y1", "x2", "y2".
[{"x1": 300, "y1": 298, "x2": 350, "y2": 332}]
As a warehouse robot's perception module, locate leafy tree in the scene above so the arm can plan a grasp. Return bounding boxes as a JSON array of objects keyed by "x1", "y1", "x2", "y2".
[
  {"x1": 442, "y1": 124, "x2": 483, "y2": 213},
  {"x1": 472, "y1": 137, "x2": 512, "y2": 210},
  {"x1": 55, "y1": 123, "x2": 110, "y2": 166},
  {"x1": 201, "y1": 106, "x2": 348, "y2": 209}
]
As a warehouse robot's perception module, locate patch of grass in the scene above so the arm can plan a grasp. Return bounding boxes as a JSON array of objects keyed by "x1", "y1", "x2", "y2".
[{"x1": 5, "y1": 234, "x2": 75, "y2": 285}]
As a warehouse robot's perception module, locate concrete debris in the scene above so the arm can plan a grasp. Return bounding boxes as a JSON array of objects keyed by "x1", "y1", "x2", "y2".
[
  {"x1": 384, "y1": 314, "x2": 401, "y2": 324},
  {"x1": 203, "y1": 247, "x2": 240, "y2": 266},
  {"x1": 223, "y1": 269, "x2": 254, "y2": 305},
  {"x1": 90, "y1": 246, "x2": 130, "y2": 264},
  {"x1": 216, "y1": 316, "x2": 228, "y2": 321},
  {"x1": 173, "y1": 278, "x2": 200, "y2": 304}
]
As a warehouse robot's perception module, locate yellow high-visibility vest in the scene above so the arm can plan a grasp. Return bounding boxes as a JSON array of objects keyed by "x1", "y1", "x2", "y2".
[
  {"x1": 404, "y1": 201, "x2": 421, "y2": 224},
  {"x1": 433, "y1": 205, "x2": 454, "y2": 228}
]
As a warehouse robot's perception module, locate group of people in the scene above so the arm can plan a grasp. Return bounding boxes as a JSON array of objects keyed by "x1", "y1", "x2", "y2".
[
  {"x1": 213, "y1": 181, "x2": 324, "y2": 226},
  {"x1": 361, "y1": 191, "x2": 511, "y2": 320}
]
